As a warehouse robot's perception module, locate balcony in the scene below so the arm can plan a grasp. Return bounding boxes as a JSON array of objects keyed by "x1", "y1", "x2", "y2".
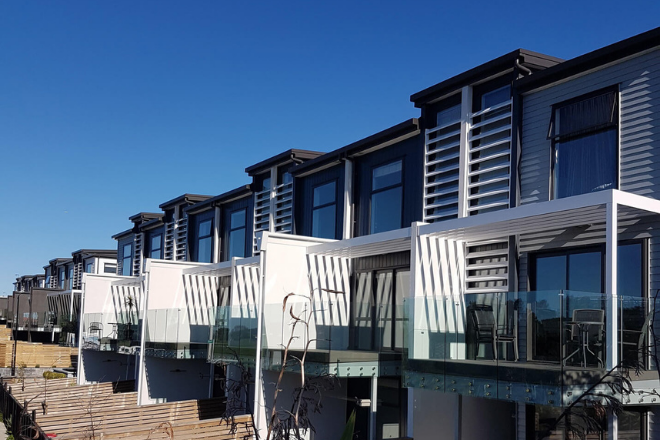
[
  {"x1": 404, "y1": 291, "x2": 657, "y2": 406},
  {"x1": 258, "y1": 300, "x2": 402, "y2": 377},
  {"x1": 81, "y1": 312, "x2": 141, "y2": 353},
  {"x1": 144, "y1": 308, "x2": 210, "y2": 359}
]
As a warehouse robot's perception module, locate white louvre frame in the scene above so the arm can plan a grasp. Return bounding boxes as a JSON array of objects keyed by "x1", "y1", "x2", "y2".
[
  {"x1": 253, "y1": 188, "x2": 271, "y2": 252},
  {"x1": 273, "y1": 181, "x2": 293, "y2": 233},
  {"x1": 175, "y1": 216, "x2": 188, "y2": 261},
  {"x1": 133, "y1": 233, "x2": 144, "y2": 276},
  {"x1": 164, "y1": 221, "x2": 175, "y2": 260},
  {"x1": 466, "y1": 98, "x2": 512, "y2": 216},
  {"x1": 423, "y1": 110, "x2": 462, "y2": 223}
]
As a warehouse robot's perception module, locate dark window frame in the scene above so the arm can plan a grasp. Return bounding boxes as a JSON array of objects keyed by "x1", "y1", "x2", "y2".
[
  {"x1": 227, "y1": 208, "x2": 247, "y2": 260},
  {"x1": 369, "y1": 158, "x2": 405, "y2": 234},
  {"x1": 350, "y1": 262, "x2": 410, "y2": 352},
  {"x1": 150, "y1": 233, "x2": 164, "y2": 260},
  {"x1": 548, "y1": 85, "x2": 620, "y2": 200},
  {"x1": 122, "y1": 243, "x2": 133, "y2": 276},
  {"x1": 529, "y1": 239, "x2": 648, "y2": 297},
  {"x1": 311, "y1": 179, "x2": 338, "y2": 239},
  {"x1": 197, "y1": 218, "x2": 214, "y2": 263}
]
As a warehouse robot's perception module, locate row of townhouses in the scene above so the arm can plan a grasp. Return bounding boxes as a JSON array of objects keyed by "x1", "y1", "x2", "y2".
[{"x1": 9, "y1": 27, "x2": 660, "y2": 440}]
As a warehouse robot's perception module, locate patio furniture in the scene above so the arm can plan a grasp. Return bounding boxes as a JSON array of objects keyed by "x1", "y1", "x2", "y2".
[
  {"x1": 563, "y1": 309, "x2": 604, "y2": 367},
  {"x1": 470, "y1": 305, "x2": 519, "y2": 361}
]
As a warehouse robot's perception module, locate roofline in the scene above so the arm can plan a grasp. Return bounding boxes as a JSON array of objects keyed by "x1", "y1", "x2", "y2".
[
  {"x1": 139, "y1": 217, "x2": 165, "y2": 231},
  {"x1": 49, "y1": 258, "x2": 73, "y2": 265},
  {"x1": 128, "y1": 212, "x2": 163, "y2": 222},
  {"x1": 517, "y1": 27, "x2": 660, "y2": 92},
  {"x1": 291, "y1": 119, "x2": 420, "y2": 176},
  {"x1": 410, "y1": 49, "x2": 563, "y2": 107},
  {"x1": 111, "y1": 228, "x2": 135, "y2": 240},
  {"x1": 71, "y1": 249, "x2": 117, "y2": 257},
  {"x1": 159, "y1": 193, "x2": 212, "y2": 210},
  {"x1": 184, "y1": 185, "x2": 253, "y2": 215},
  {"x1": 244, "y1": 149, "x2": 324, "y2": 176}
]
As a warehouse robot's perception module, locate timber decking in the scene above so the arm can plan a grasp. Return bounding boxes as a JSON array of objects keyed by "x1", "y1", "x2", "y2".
[
  {"x1": 2, "y1": 377, "x2": 252, "y2": 439},
  {"x1": 0, "y1": 341, "x2": 77, "y2": 368}
]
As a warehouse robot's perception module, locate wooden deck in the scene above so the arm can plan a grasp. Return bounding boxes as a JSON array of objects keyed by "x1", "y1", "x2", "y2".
[{"x1": 2, "y1": 377, "x2": 253, "y2": 439}]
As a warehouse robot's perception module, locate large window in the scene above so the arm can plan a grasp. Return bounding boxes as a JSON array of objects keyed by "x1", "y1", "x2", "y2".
[
  {"x1": 549, "y1": 89, "x2": 618, "y2": 199},
  {"x1": 228, "y1": 209, "x2": 247, "y2": 259},
  {"x1": 85, "y1": 262, "x2": 93, "y2": 273},
  {"x1": 150, "y1": 234, "x2": 163, "y2": 259},
  {"x1": 311, "y1": 181, "x2": 337, "y2": 239},
  {"x1": 122, "y1": 243, "x2": 133, "y2": 276},
  {"x1": 197, "y1": 219, "x2": 213, "y2": 263},
  {"x1": 351, "y1": 268, "x2": 408, "y2": 351},
  {"x1": 370, "y1": 160, "x2": 403, "y2": 234},
  {"x1": 59, "y1": 268, "x2": 66, "y2": 289}
]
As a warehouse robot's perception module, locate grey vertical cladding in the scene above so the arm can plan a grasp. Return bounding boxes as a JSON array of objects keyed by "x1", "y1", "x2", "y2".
[{"x1": 520, "y1": 49, "x2": 660, "y2": 205}]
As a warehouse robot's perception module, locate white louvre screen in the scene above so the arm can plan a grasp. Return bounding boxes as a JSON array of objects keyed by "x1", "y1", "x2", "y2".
[
  {"x1": 164, "y1": 221, "x2": 175, "y2": 260},
  {"x1": 467, "y1": 98, "x2": 512, "y2": 215},
  {"x1": 423, "y1": 106, "x2": 462, "y2": 223}
]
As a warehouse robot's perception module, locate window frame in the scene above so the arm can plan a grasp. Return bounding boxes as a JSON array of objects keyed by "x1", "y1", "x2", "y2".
[
  {"x1": 85, "y1": 262, "x2": 94, "y2": 274},
  {"x1": 197, "y1": 218, "x2": 214, "y2": 263},
  {"x1": 549, "y1": 85, "x2": 620, "y2": 200},
  {"x1": 122, "y1": 243, "x2": 133, "y2": 276},
  {"x1": 150, "y1": 233, "x2": 163, "y2": 260},
  {"x1": 529, "y1": 239, "x2": 648, "y2": 297},
  {"x1": 350, "y1": 264, "x2": 409, "y2": 352},
  {"x1": 311, "y1": 179, "x2": 338, "y2": 239},
  {"x1": 369, "y1": 158, "x2": 405, "y2": 234},
  {"x1": 227, "y1": 208, "x2": 248, "y2": 260}
]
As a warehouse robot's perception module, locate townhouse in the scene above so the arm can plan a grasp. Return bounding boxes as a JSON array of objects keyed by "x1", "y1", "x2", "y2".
[{"x1": 71, "y1": 27, "x2": 660, "y2": 440}]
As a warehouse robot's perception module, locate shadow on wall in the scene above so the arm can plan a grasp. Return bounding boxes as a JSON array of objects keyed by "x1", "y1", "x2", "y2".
[
  {"x1": 81, "y1": 350, "x2": 136, "y2": 383},
  {"x1": 144, "y1": 357, "x2": 211, "y2": 402}
]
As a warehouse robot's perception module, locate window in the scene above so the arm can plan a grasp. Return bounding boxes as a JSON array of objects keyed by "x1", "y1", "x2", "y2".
[
  {"x1": 481, "y1": 85, "x2": 510, "y2": 109},
  {"x1": 311, "y1": 181, "x2": 337, "y2": 239},
  {"x1": 549, "y1": 89, "x2": 618, "y2": 199},
  {"x1": 122, "y1": 243, "x2": 133, "y2": 276},
  {"x1": 370, "y1": 160, "x2": 403, "y2": 234},
  {"x1": 197, "y1": 219, "x2": 213, "y2": 263},
  {"x1": 104, "y1": 263, "x2": 117, "y2": 274},
  {"x1": 85, "y1": 262, "x2": 94, "y2": 273},
  {"x1": 150, "y1": 234, "x2": 163, "y2": 259},
  {"x1": 59, "y1": 268, "x2": 66, "y2": 289},
  {"x1": 228, "y1": 209, "x2": 247, "y2": 259},
  {"x1": 351, "y1": 268, "x2": 408, "y2": 351}
]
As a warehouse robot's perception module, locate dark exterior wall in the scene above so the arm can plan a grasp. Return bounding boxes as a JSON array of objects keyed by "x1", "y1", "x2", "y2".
[
  {"x1": 220, "y1": 195, "x2": 253, "y2": 262},
  {"x1": 294, "y1": 164, "x2": 345, "y2": 239},
  {"x1": 188, "y1": 208, "x2": 215, "y2": 262},
  {"x1": 353, "y1": 135, "x2": 424, "y2": 237},
  {"x1": 354, "y1": 251, "x2": 411, "y2": 271}
]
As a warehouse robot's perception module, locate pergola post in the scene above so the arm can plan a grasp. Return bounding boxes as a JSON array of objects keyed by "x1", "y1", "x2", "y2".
[
  {"x1": 605, "y1": 200, "x2": 618, "y2": 440},
  {"x1": 605, "y1": 200, "x2": 618, "y2": 370}
]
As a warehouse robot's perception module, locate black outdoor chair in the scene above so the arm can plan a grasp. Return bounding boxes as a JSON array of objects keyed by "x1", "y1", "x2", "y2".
[{"x1": 470, "y1": 306, "x2": 519, "y2": 361}]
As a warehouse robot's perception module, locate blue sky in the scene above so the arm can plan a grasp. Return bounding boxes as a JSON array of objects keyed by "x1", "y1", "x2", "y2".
[{"x1": 1, "y1": 0, "x2": 658, "y2": 293}]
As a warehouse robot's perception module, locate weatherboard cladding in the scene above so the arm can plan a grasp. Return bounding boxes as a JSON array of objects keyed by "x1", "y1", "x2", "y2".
[
  {"x1": 519, "y1": 48, "x2": 660, "y2": 205},
  {"x1": 516, "y1": 48, "x2": 660, "y2": 347}
]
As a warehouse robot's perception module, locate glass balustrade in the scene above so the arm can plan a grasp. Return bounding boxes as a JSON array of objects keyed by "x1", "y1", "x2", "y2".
[
  {"x1": 258, "y1": 300, "x2": 402, "y2": 377},
  {"x1": 404, "y1": 291, "x2": 656, "y2": 406},
  {"x1": 81, "y1": 312, "x2": 141, "y2": 353},
  {"x1": 144, "y1": 308, "x2": 211, "y2": 359}
]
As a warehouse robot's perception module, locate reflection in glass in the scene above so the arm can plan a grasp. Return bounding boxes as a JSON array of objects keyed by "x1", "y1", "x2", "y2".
[
  {"x1": 312, "y1": 205, "x2": 336, "y2": 239},
  {"x1": 371, "y1": 187, "x2": 402, "y2": 234}
]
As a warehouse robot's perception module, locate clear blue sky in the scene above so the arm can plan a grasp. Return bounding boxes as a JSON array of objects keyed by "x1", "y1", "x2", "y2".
[{"x1": 1, "y1": 0, "x2": 658, "y2": 294}]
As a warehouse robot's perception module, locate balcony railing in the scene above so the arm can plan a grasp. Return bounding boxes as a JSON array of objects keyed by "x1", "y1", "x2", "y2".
[
  {"x1": 258, "y1": 301, "x2": 402, "y2": 377},
  {"x1": 144, "y1": 308, "x2": 211, "y2": 359},
  {"x1": 81, "y1": 312, "x2": 141, "y2": 353},
  {"x1": 404, "y1": 291, "x2": 657, "y2": 405}
]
